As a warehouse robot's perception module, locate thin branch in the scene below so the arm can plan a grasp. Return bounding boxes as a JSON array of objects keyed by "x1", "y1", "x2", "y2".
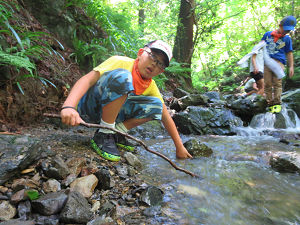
[{"x1": 43, "y1": 113, "x2": 201, "y2": 178}]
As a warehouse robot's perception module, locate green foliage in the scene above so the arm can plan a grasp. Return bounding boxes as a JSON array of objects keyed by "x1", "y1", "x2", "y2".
[
  {"x1": 0, "y1": 1, "x2": 57, "y2": 94},
  {"x1": 71, "y1": 35, "x2": 109, "y2": 68}
]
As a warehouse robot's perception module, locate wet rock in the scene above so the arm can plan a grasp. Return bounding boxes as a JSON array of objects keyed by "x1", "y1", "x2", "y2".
[
  {"x1": 143, "y1": 205, "x2": 162, "y2": 217},
  {"x1": 270, "y1": 152, "x2": 300, "y2": 173},
  {"x1": 41, "y1": 156, "x2": 70, "y2": 180},
  {"x1": 0, "y1": 135, "x2": 47, "y2": 185},
  {"x1": 91, "y1": 200, "x2": 100, "y2": 212},
  {"x1": 95, "y1": 167, "x2": 114, "y2": 190},
  {"x1": 124, "y1": 152, "x2": 142, "y2": 169},
  {"x1": 11, "y1": 178, "x2": 39, "y2": 191},
  {"x1": 98, "y1": 201, "x2": 116, "y2": 217},
  {"x1": 17, "y1": 200, "x2": 31, "y2": 220},
  {"x1": 70, "y1": 174, "x2": 98, "y2": 198},
  {"x1": 170, "y1": 94, "x2": 209, "y2": 111},
  {"x1": 140, "y1": 186, "x2": 164, "y2": 206},
  {"x1": 0, "y1": 201, "x2": 16, "y2": 220},
  {"x1": 116, "y1": 205, "x2": 139, "y2": 217},
  {"x1": 62, "y1": 174, "x2": 77, "y2": 187},
  {"x1": 66, "y1": 157, "x2": 87, "y2": 176},
  {"x1": 0, "y1": 219, "x2": 35, "y2": 225},
  {"x1": 282, "y1": 89, "x2": 300, "y2": 117},
  {"x1": 10, "y1": 189, "x2": 26, "y2": 204},
  {"x1": 183, "y1": 139, "x2": 213, "y2": 157},
  {"x1": 31, "y1": 191, "x2": 68, "y2": 216},
  {"x1": 230, "y1": 94, "x2": 267, "y2": 122},
  {"x1": 32, "y1": 214, "x2": 59, "y2": 225},
  {"x1": 173, "y1": 106, "x2": 243, "y2": 135},
  {"x1": 115, "y1": 165, "x2": 128, "y2": 177},
  {"x1": 173, "y1": 88, "x2": 189, "y2": 98},
  {"x1": 42, "y1": 179, "x2": 61, "y2": 193},
  {"x1": 60, "y1": 191, "x2": 93, "y2": 224},
  {"x1": 87, "y1": 216, "x2": 114, "y2": 225}
]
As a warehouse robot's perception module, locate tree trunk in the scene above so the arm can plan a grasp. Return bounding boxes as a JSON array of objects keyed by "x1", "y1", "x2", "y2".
[
  {"x1": 173, "y1": 0, "x2": 195, "y2": 89},
  {"x1": 138, "y1": 0, "x2": 145, "y2": 35}
]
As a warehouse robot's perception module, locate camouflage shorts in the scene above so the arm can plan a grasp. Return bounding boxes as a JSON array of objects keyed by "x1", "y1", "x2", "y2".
[{"x1": 78, "y1": 69, "x2": 163, "y2": 124}]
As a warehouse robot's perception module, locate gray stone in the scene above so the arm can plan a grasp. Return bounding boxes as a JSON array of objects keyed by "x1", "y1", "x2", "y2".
[
  {"x1": 173, "y1": 106, "x2": 243, "y2": 135},
  {"x1": 60, "y1": 191, "x2": 93, "y2": 224},
  {"x1": 124, "y1": 152, "x2": 142, "y2": 169},
  {"x1": 31, "y1": 191, "x2": 68, "y2": 216},
  {"x1": 140, "y1": 186, "x2": 164, "y2": 206},
  {"x1": 0, "y1": 135, "x2": 47, "y2": 185},
  {"x1": 183, "y1": 139, "x2": 213, "y2": 157},
  {"x1": 270, "y1": 152, "x2": 300, "y2": 173}
]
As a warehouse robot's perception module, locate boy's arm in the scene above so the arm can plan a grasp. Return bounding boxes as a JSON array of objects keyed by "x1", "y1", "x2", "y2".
[
  {"x1": 287, "y1": 51, "x2": 294, "y2": 78},
  {"x1": 61, "y1": 70, "x2": 100, "y2": 126},
  {"x1": 161, "y1": 104, "x2": 192, "y2": 159}
]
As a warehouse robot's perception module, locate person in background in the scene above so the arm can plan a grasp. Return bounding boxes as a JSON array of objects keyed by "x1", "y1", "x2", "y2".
[
  {"x1": 262, "y1": 16, "x2": 297, "y2": 113},
  {"x1": 249, "y1": 47, "x2": 264, "y2": 96},
  {"x1": 60, "y1": 40, "x2": 192, "y2": 162},
  {"x1": 244, "y1": 77, "x2": 259, "y2": 96}
]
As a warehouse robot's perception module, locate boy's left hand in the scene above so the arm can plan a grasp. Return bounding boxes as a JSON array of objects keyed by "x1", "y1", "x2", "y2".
[{"x1": 176, "y1": 145, "x2": 193, "y2": 159}]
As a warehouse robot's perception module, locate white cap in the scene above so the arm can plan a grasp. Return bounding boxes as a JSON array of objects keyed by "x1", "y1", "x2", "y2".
[{"x1": 146, "y1": 40, "x2": 173, "y2": 66}]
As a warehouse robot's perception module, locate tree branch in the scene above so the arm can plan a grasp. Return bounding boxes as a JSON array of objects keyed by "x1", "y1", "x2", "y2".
[{"x1": 43, "y1": 113, "x2": 201, "y2": 178}]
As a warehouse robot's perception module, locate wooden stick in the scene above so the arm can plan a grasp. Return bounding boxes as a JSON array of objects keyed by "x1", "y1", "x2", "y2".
[{"x1": 43, "y1": 113, "x2": 200, "y2": 178}]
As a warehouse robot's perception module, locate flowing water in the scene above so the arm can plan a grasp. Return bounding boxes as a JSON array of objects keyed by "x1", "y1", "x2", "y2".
[{"x1": 138, "y1": 108, "x2": 300, "y2": 225}]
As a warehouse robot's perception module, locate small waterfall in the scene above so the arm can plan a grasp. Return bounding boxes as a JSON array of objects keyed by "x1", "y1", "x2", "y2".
[{"x1": 235, "y1": 105, "x2": 300, "y2": 136}]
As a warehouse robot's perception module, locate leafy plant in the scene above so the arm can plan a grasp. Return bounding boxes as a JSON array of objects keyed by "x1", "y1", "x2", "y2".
[{"x1": 0, "y1": 1, "x2": 57, "y2": 94}]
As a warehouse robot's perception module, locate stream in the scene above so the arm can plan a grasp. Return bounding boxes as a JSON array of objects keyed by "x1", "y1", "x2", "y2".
[{"x1": 138, "y1": 110, "x2": 300, "y2": 225}]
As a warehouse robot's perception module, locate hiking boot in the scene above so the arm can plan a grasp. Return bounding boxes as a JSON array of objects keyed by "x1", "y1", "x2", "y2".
[
  {"x1": 91, "y1": 131, "x2": 120, "y2": 162},
  {"x1": 114, "y1": 132, "x2": 135, "y2": 152},
  {"x1": 272, "y1": 104, "x2": 282, "y2": 113}
]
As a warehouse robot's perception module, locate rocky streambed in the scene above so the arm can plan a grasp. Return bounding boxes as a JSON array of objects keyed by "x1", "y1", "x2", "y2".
[{"x1": 0, "y1": 120, "x2": 174, "y2": 225}]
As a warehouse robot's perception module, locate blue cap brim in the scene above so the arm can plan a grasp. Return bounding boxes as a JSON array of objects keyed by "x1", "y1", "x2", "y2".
[{"x1": 283, "y1": 25, "x2": 295, "y2": 31}]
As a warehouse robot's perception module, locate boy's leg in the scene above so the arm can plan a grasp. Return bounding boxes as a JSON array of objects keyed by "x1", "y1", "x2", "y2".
[
  {"x1": 256, "y1": 78, "x2": 264, "y2": 96},
  {"x1": 114, "y1": 94, "x2": 163, "y2": 149},
  {"x1": 263, "y1": 66, "x2": 274, "y2": 106},
  {"x1": 78, "y1": 69, "x2": 134, "y2": 161}
]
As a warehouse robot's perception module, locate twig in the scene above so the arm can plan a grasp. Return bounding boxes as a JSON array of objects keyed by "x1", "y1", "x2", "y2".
[{"x1": 43, "y1": 113, "x2": 200, "y2": 178}]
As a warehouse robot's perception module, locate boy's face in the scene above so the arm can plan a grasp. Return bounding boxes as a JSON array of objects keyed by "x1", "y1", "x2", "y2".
[
  {"x1": 279, "y1": 25, "x2": 291, "y2": 35},
  {"x1": 137, "y1": 47, "x2": 166, "y2": 79}
]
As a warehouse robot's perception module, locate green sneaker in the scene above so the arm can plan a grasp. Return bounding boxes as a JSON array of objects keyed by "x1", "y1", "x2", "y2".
[
  {"x1": 91, "y1": 131, "x2": 120, "y2": 162},
  {"x1": 272, "y1": 105, "x2": 282, "y2": 113},
  {"x1": 114, "y1": 133, "x2": 135, "y2": 152},
  {"x1": 268, "y1": 105, "x2": 275, "y2": 113}
]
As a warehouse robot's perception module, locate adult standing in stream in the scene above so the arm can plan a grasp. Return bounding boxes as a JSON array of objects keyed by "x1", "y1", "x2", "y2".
[{"x1": 60, "y1": 40, "x2": 192, "y2": 162}]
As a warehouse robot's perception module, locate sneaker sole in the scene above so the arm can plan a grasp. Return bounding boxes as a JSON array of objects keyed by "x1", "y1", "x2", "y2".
[
  {"x1": 116, "y1": 143, "x2": 135, "y2": 152},
  {"x1": 91, "y1": 139, "x2": 120, "y2": 162}
]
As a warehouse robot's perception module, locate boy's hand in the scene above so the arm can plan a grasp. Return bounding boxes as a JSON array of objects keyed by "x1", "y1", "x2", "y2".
[
  {"x1": 61, "y1": 108, "x2": 84, "y2": 126},
  {"x1": 176, "y1": 145, "x2": 193, "y2": 159},
  {"x1": 289, "y1": 66, "x2": 294, "y2": 78},
  {"x1": 253, "y1": 68, "x2": 259, "y2": 74}
]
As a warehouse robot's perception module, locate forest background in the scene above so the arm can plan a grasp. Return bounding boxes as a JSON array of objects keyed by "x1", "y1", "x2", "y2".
[{"x1": 0, "y1": 0, "x2": 299, "y2": 125}]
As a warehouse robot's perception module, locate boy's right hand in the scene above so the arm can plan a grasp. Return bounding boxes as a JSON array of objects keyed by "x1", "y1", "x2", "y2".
[{"x1": 61, "y1": 108, "x2": 84, "y2": 126}]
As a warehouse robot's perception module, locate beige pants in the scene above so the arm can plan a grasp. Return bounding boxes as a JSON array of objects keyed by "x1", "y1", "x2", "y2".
[{"x1": 264, "y1": 61, "x2": 284, "y2": 106}]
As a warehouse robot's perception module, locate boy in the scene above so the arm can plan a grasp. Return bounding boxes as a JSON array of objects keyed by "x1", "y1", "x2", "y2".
[
  {"x1": 60, "y1": 40, "x2": 192, "y2": 161},
  {"x1": 262, "y1": 16, "x2": 296, "y2": 113}
]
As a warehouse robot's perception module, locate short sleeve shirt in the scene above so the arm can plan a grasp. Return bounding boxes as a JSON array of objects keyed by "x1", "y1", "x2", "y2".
[
  {"x1": 261, "y1": 31, "x2": 293, "y2": 65},
  {"x1": 93, "y1": 56, "x2": 163, "y2": 103}
]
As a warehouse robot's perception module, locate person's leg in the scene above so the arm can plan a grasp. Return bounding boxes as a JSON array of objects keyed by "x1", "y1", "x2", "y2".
[
  {"x1": 78, "y1": 69, "x2": 134, "y2": 161},
  {"x1": 256, "y1": 78, "x2": 264, "y2": 96},
  {"x1": 263, "y1": 66, "x2": 273, "y2": 106},
  {"x1": 273, "y1": 62, "x2": 284, "y2": 106},
  {"x1": 114, "y1": 94, "x2": 163, "y2": 149}
]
